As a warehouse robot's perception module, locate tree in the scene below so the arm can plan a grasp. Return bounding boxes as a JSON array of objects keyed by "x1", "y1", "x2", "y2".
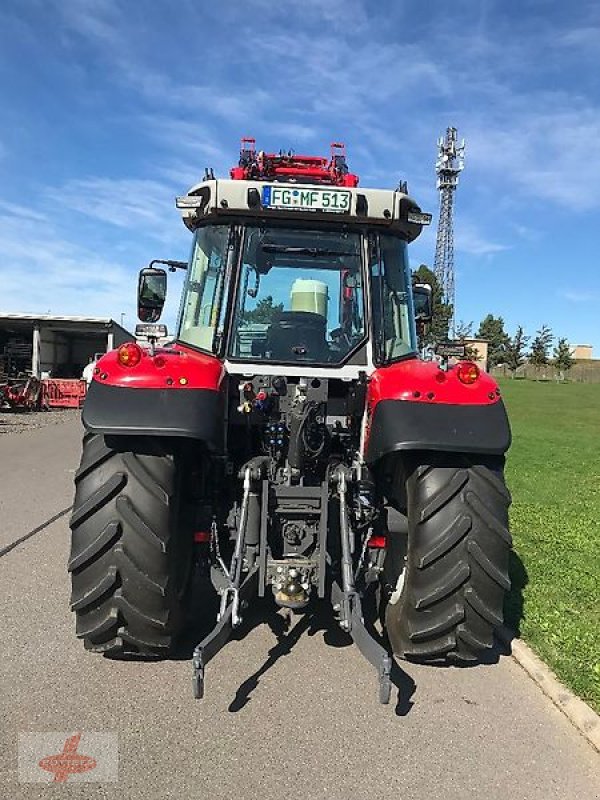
[
  {"x1": 529, "y1": 324, "x2": 553, "y2": 367},
  {"x1": 454, "y1": 319, "x2": 478, "y2": 360},
  {"x1": 412, "y1": 264, "x2": 452, "y2": 344},
  {"x1": 505, "y1": 325, "x2": 529, "y2": 376},
  {"x1": 242, "y1": 295, "x2": 284, "y2": 324},
  {"x1": 454, "y1": 320, "x2": 474, "y2": 340},
  {"x1": 477, "y1": 314, "x2": 510, "y2": 368},
  {"x1": 553, "y1": 337, "x2": 574, "y2": 379}
]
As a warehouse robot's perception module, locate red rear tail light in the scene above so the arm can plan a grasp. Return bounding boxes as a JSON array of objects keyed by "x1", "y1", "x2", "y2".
[
  {"x1": 456, "y1": 361, "x2": 480, "y2": 385},
  {"x1": 117, "y1": 342, "x2": 142, "y2": 367},
  {"x1": 368, "y1": 534, "x2": 387, "y2": 549}
]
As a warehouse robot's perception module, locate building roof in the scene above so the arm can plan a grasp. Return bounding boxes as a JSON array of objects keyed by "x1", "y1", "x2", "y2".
[
  {"x1": 0, "y1": 312, "x2": 115, "y2": 324},
  {"x1": 0, "y1": 312, "x2": 133, "y2": 339}
]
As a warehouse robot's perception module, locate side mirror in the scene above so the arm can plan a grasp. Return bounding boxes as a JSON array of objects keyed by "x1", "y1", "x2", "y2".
[
  {"x1": 138, "y1": 267, "x2": 167, "y2": 322},
  {"x1": 413, "y1": 283, "x2": 433, "y2": 323}
]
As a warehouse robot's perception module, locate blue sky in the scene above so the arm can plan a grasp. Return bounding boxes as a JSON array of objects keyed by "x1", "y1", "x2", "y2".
[{"x1": 1, "y1": 0, "x2": 599, "y2": 352}]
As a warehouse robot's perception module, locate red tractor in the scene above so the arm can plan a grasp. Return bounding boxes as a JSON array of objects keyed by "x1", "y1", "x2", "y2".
[{"x1": 69, "y1": 140, "x2": 511, "y2": 702}]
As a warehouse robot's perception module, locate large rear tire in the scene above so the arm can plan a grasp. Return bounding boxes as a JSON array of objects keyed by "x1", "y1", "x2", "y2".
[
  {"x1": 384, "y1": 454, "x2": 511, "y2": 662},
  {"x1": 68, "y1": 433, "x2": 193, "y2": 657}
]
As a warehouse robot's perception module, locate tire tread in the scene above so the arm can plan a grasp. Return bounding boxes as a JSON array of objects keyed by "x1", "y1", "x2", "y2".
[
  {"x1": 386, "y1": 454, "x2": 511, "y2": 663},
  {"x1": 68, "y1": 435, "x2": 191, "y2": 657}
]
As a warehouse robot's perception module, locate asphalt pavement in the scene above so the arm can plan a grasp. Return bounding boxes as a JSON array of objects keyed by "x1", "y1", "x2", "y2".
[{"x1": 0, "y1": 414, "x2": 598, "y2": 799}]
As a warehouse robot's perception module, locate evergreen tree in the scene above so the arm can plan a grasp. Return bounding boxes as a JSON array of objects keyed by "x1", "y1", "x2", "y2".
[
  {"x1": 454, "y1": 320, "x2": 474, "y2": 340},
  {"x1": 505, "y1": 326, "x2": 529, "y2": 375},
  {"x1": 529, "y1": 324, "x2": 554, "y2": 367},
  {"x1": 412, "y1": 264, "x2": 452, "y2": 344},
  {"x1": 553, "y1": 337, "x2": 574, "y2": 378},
  {"x1": 476, "y1": 314, "x2": 510, "y2": 367}
]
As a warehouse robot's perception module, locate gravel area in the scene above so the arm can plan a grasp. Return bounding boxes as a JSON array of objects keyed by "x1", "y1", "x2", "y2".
[{"x1": 0, "y1": 408, "x2": 80, "y2": 435}]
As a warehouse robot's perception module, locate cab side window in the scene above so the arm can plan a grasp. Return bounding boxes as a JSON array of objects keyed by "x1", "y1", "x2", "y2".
[{"x1": 369, "y1": 234, "x2": 416, "y2": 363}]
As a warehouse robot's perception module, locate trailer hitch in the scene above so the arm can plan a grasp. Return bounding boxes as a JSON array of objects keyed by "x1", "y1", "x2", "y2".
[
  {"x1": 331, "y1": 581, "x2": 392, "y2": 704},
  {"x1": 192, "y1": 567, "x2": 258, "y2": 699},
  {"x1": 332, "y1": 466, "x2": 392, "y2": 705},
  {"x1": 192, "y1": 465, "x2": 255, "y2": 699}
]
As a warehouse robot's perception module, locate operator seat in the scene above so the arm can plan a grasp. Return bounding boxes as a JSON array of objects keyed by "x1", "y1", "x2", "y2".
[{"x1": 265, "y1": 311, "x2": 328, "y2": 361}]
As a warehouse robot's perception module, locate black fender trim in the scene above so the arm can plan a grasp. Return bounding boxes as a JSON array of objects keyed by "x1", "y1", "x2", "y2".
[
  {"x1": 365, "y1": 399, "x2": 511, "y2": 463},
  {"x1": 82, "y1": 381, "x2": 224, "y2": 452}
]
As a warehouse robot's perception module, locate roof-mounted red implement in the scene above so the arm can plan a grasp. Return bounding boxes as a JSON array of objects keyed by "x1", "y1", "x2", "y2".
[{"x1": 230, "y1": 138, "x2": 359, "y2": 187}]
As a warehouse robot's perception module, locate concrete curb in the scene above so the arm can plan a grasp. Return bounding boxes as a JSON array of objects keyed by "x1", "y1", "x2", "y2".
[{"x1": 497, "y1": 626, "x2": 600, "y2": 754}]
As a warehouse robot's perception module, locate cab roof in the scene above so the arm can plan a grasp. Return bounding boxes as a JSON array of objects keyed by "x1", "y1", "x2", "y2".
[{"x1": 176, "y1": 178, "x2": 431, "y2": 242}]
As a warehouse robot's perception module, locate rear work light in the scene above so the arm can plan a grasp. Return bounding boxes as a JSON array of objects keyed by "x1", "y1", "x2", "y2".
[
  {"x1": 456, "y1": 361, "x2": 480, "y2": 385},
  {"x1": 117, "y1": 342, "x2": 142, "y2": 367}
]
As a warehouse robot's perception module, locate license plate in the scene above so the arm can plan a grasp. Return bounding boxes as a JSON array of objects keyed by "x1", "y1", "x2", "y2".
[{"x1": 262, "y1": 185, "x2": 351, "y2": 213}]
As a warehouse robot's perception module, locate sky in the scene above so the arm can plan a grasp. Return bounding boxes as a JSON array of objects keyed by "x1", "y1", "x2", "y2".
[{"x1": 0, "y1": 0, "x2": 599, "y2": 352}]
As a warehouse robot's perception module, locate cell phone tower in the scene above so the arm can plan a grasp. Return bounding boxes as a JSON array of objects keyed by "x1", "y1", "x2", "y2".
[{"x1": 433, "y1": 126, "x2": 465, "y2": 337}]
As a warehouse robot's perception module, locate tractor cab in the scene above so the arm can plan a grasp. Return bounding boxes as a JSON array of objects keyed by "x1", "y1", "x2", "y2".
[{"x1": 171, "y1": 139, "x2": 432, "y2": 377}]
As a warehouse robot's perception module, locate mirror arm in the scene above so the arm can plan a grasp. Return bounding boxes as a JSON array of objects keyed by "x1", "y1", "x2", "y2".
[{"x1": 150, "y1": 259, "x2": 187, "y2": 272}]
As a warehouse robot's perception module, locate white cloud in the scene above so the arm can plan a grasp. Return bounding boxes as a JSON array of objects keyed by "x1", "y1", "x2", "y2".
[
  {"x1": 45, "y1": 176, "x2": 186, "y2": 245},
  {"x1": 559, "y1": 289, "x2": 599, "y2": 303},
  {"x1": 253, "y1": 32, "x2": 451, "y2": 119},
  {"x1": 455, "y1": 220, "x2": 509, "y2": 257},
  {"x1": 139, "y1": 117, "x2": 232, "y2": 173},
  {"x1": 509, "y1": 223, "x2": 541, "y2": 242},
  {"x1": 267, "y1": 123, "x2": 320, "y2": 145},
  {"x1": 0, "y1": 201, "x2": 46, "y2": 222},
  {"x1": 49, "y1": 1, "x2": 449, "y2": 154},
  {"x1": 0, "y1": 209, "x2": 133, "y2": 319},
  {"x1": 54, "y1": 0, "x2": 121, "y2": 47},
  {"x1": 558, "y1": 25, "x2": 600, "y2": 50},
  {"x1": 279, "y1": 0, "x2": 370, "y2": 34},
  {"x1": 0, "y1": 203, "x2": 185, "y2": 333},
  {"x1": 466, "y1": 102, "x2": 600, "y2": 211}
]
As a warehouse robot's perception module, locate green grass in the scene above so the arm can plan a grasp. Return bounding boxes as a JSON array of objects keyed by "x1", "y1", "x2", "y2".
[{"x1": 499, "y1": 378, "x2": 600, "y2": 712}]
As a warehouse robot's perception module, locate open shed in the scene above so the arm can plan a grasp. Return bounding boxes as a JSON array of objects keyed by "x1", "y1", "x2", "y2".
[{"x1": 0, "y1": 313, "x2": 133, "y2": 379}]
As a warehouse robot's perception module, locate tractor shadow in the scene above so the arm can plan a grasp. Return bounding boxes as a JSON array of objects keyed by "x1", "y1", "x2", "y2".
[{"x1": 225, "y1": 600, "x2": 417, "y2": 716}]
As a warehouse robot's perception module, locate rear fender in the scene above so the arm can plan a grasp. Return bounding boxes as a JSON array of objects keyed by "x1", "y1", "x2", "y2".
[
  {"x1": 83, "y1": 343, "x2": 226, "y2": 452},
  {"x1": 364, "y1": 359, "x2": 511, "y2": 464}
]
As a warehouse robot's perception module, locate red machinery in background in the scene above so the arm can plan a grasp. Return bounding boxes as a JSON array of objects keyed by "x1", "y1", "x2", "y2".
[
  {"x1": 41, "y1": 379, "x2": 87, "y2": 409},
  {"x1": 0, "y1": 375, "x2": 41, "y2": 410},
  {"x1": 0, "y1": 377, "x2": 86, "y2": 411}
]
